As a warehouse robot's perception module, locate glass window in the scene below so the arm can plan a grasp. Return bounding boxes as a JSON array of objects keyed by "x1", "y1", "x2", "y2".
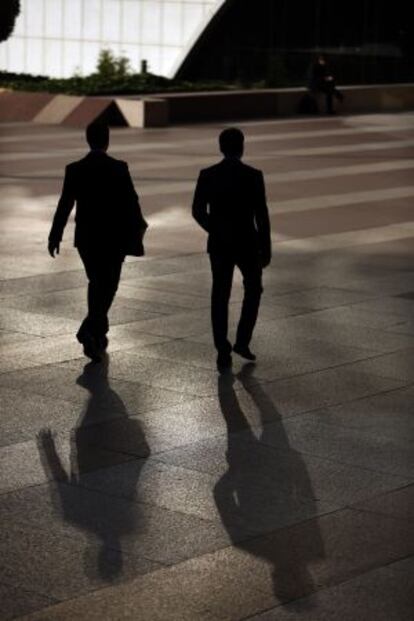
[
  {"x1": 8, "y1": 37, "x2": 25, "y2": 73},
  {"x1": 122, "y1": 1, "x2": 140, "y2": 43},
  {"x1": 63, "y1": 0, "x2": 82, "y2": 39},
  {"x1": 63, "y1": 40, "x2": 82, "y2": 77},
  {"x1": 162, "y1": 3, "x2": 183, "y2": 47},
  {"x1": 83, "y1": 42, "x2": 101, "y2": 74},
  {"x1": 83, "y1": 0, "x2": 101, "y2": 41},
  {"x1": 102, "y1": 0, "x2": 121, "y2": 42},
  {"x1": 161, "y1": 45, "x2": 182, "y2": 77},
  {"x1": 141, "y1": 1, "x2": 162, "y2": 45},
  {"x1": 27, "y1": 0, "x2": 44, "y2": 37},
  {"x1": 27, "y1": 38, "x2": 44, "y2": 75},
  {"x1": 45, "y1": 0, "x2": 63, "y2": 38},
  {"x1": 182, "y1": 3, "x2": 204, "y2": 41},
  {"x1": 44, "y1": 39, "x2": 63, "y2": 77}
]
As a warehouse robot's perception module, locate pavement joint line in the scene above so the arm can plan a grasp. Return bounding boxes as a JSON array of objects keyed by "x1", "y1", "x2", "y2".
[
  {"x1": 0, "y1": 113, "x2": 413, "y2": 144},
  {"x1": 2, "y1": 134, "x2": 414, "y2": 167},
  {"x1": 1, "y1": 120, "x2": 412, "y2": 153},
  {"x1": 345, "y1": 504, "x2": 413, "y2": 524},
  {"x1": 3, "y1": 158, "x2": 414, "y2": 196}
]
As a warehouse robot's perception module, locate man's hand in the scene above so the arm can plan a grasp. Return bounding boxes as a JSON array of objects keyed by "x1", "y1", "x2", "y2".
[
  {"x1": 261, "y1": 252, "x2": 271, "y2": 268},
  {"x1": 48, "y1": 239, "x2": 60, "y2": 258}
]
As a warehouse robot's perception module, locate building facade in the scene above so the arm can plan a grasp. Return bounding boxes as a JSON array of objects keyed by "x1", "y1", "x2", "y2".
[
  {"x1": 0, "y1": 0, "x2": 226, "y2": 78},
  {"x1": 1, "y1": 0, "x2": 412, "y2": 86}
]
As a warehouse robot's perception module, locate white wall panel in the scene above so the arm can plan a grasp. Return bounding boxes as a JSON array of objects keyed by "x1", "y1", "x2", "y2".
[
  {"x1": 161, "y1": 45, "x2": 181, "y2": 75},
  {"x1": 63, "y1": 40, "x2": 82, "y2": 76},
  {"x1": 45, "y1": 0, "x2": 63, "y2": 38},
  {"x1": 83, "y1": 42, "x2": 101, "y2": 74},
  {"x1": 102, "y1": 0, "x2": 121, "y2": 42},
  {"x1": 7, "y1": 38, "x2": 25, "y2": 73},
  {"x1": 182, "y1": 3, "x2": 204, "y2": 40},
  {"x1": 83, "y1": 0, "x2": 102, "y2": 41},
  {"x1": 141, "y1": 1, "x2": 162, "y2": 45},
  {"x1": 63, "y1": 0, "x2": 82, "y2": 39},
  {"x1": 162, "y1": 3, "x2": 183, "y2": 47},
  {"x1": 122, "y1": 2, "x2": 141, "y2": 43},
  {"x1": 26, "y1": 0, "x2": 44, "y2": 37},
  {"x1": 44, "y1": 39, "x2": 63, "y2": 77},
  {"x1": 26, "y1": 39, "x2": 43, "y2": 75}
]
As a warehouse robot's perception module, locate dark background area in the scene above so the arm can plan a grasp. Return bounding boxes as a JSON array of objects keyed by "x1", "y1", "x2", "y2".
[{"x1": 178, "y1": 0, "x2": 414, "y2": 87}]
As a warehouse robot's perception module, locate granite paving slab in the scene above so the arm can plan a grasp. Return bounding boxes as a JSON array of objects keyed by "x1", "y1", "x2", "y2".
[
  {"x1": 249, "y1": 558, "x2": 414, "y2": 620},
  {"x1": 0, "y1": 581, "x2": 57, "y2": 621},
  {"x1": 0, "y1": 482, "x2": 234, "y2": 566},
  {"x1": 303, "y1": 385, "x2": 414, "y2": 441}
]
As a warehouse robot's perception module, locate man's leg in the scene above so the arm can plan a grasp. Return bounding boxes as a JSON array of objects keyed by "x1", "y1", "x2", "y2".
[
  {"x1": 210, "y1": 254, "x2": 234, "y2": 360},
  {"x1": 325, "y1": 86, "x2": 334, "y2": 114},
  {"x1": 98, "y1": 254, "x2": 124, "y2": 345},
  {"x1": 77, "y1": 249, "x2": 97, "y2": 343},
  {"x1": 77, "y1": 250, "x2": 124, "y2": 352},
  {"x1": 234, "y1": 255, "x2": 263, "y2": 357}
]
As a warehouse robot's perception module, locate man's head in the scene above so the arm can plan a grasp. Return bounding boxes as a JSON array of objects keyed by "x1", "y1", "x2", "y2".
[
  {"x1": 86, "y1": 122, "x2": 109, "y2": 151},
  {"x1": 219, "y1": 127, "x2": 244, "y2": 158}
]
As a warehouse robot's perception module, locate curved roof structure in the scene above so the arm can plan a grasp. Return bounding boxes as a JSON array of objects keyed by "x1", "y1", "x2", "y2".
[{"x1": 0, "y1": 0, "x2": 227, "y2": 78}]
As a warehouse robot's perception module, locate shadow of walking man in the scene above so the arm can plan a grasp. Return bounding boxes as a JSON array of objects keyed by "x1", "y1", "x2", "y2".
[
  {"x1": 37, "y1": 355, "x2": 150, "y2": 583},
  {"x1": 214, "y1": 364, "x2": 325, "y2": 605}
]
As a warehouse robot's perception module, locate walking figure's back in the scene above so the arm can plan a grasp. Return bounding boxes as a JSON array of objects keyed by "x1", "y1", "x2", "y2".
[
  {"x1": 48, "y1": 122, "x2": 147, "y2": 361},
  {"x1": 192, "y1": 127, "x2": 271, "y2": 370}
]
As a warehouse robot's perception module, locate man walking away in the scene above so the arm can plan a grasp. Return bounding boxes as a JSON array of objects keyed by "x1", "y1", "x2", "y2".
[
  {"x1": 192, "y1": 128, "x2": 271, "y2": 370},
  {"x1": 48, "y1": 122, "x2": 148, "y2": 362}
]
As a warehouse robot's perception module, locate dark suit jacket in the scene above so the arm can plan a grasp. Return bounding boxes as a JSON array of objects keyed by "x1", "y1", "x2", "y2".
[
  {"x1": 192, "y1": 158, "x2": 271, "y2": 260},
  {"x1": 49, "y1": 151, "x2": 148, "y2": 256}
]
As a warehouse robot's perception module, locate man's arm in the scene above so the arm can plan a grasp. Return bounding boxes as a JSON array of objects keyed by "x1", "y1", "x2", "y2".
[
  {"x1": 255, "y1": 171, "x2": 272, "y2": 267},
  {"x1": 192, "y1": 171, "x2": 210, "y2": 232},
  {"x1": 48, "y1": 165, "x2": 75, "y2": 257},
  {"x1": 122, "y1": 162, "x2": 148, "y2": 230}
]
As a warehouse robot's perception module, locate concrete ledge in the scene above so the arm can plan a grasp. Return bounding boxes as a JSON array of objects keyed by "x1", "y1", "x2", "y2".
[
  {"x1": 116, "y1": 97, "x2": 168, "y2": 128},
  {"x1": 0, "y1": 83, "x2": 413, "y2": 128},
  {"x1": 160, "y1": 83, "x2": 414, "y2": 124}
]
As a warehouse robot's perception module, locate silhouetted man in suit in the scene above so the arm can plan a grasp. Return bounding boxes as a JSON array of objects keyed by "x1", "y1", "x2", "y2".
[
  {"x1": 192, "y1": 128, "x2": 271, "y2": 369},
  {"x1": 48, "y1": 122, "x2": 147, "y2": 361}
]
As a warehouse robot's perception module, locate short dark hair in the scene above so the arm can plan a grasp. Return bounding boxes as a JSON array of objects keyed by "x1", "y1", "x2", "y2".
[
  {"x1": 86, "y1": 122, "x2": 109, "y2": 149},
  {"x1": 219, "y1": 127, "x2": 244, "y2": 156}
]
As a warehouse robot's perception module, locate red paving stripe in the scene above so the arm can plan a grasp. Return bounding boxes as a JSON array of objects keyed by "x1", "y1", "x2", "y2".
[
  {"x1": 0, "y1": 92, "x2": 54, "y2": 122},
  {"x1": 274, "y1": 197, "x2": 414, "y2": 238},
  {"x1": 62, "y1": 98, "x2": 128, "y2": 127}
]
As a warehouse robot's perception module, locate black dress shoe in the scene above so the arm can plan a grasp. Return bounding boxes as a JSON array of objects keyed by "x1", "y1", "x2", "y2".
[
  {"x1": 217, "y1": 352, "x2": 232, "y2": 370},
  {"x1": 233, "y1": 344, "x2": 256, "y2": 361},
  {"x1": 82, "y1": 334, "x2": 102, "y2": 362}
]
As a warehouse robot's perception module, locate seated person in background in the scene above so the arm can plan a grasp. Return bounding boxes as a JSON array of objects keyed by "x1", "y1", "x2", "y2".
[{"x1": 308, "y1": 54, "x2": 344, "y2": 115}]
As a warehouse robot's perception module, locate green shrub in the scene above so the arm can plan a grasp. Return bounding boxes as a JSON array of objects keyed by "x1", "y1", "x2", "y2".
[{"x1": 0, "y1": 48, "x2": 254, "y2": 95}]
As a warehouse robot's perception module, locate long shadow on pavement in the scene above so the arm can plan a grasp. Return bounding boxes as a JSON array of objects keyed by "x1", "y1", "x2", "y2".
[
  {"x1": 37, "y1": 355, "x2": 150, "y2": 582},
  {"x1": 214, "y1": 363, "x2": 325, "y2": 605}
]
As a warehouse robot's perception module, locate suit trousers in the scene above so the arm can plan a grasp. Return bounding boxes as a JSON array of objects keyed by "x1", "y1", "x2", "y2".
[
  {"x1": 209, "y1": 252, "x2": 263, "y2": 354},
  {"x1": 77, "y1": 248, "x2": 124, "y2": 341}
]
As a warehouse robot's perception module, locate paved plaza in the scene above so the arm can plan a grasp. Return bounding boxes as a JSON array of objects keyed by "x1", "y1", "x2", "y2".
[{"x1": 0, "y1": 112, "x2": 413, "y2": 620}]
